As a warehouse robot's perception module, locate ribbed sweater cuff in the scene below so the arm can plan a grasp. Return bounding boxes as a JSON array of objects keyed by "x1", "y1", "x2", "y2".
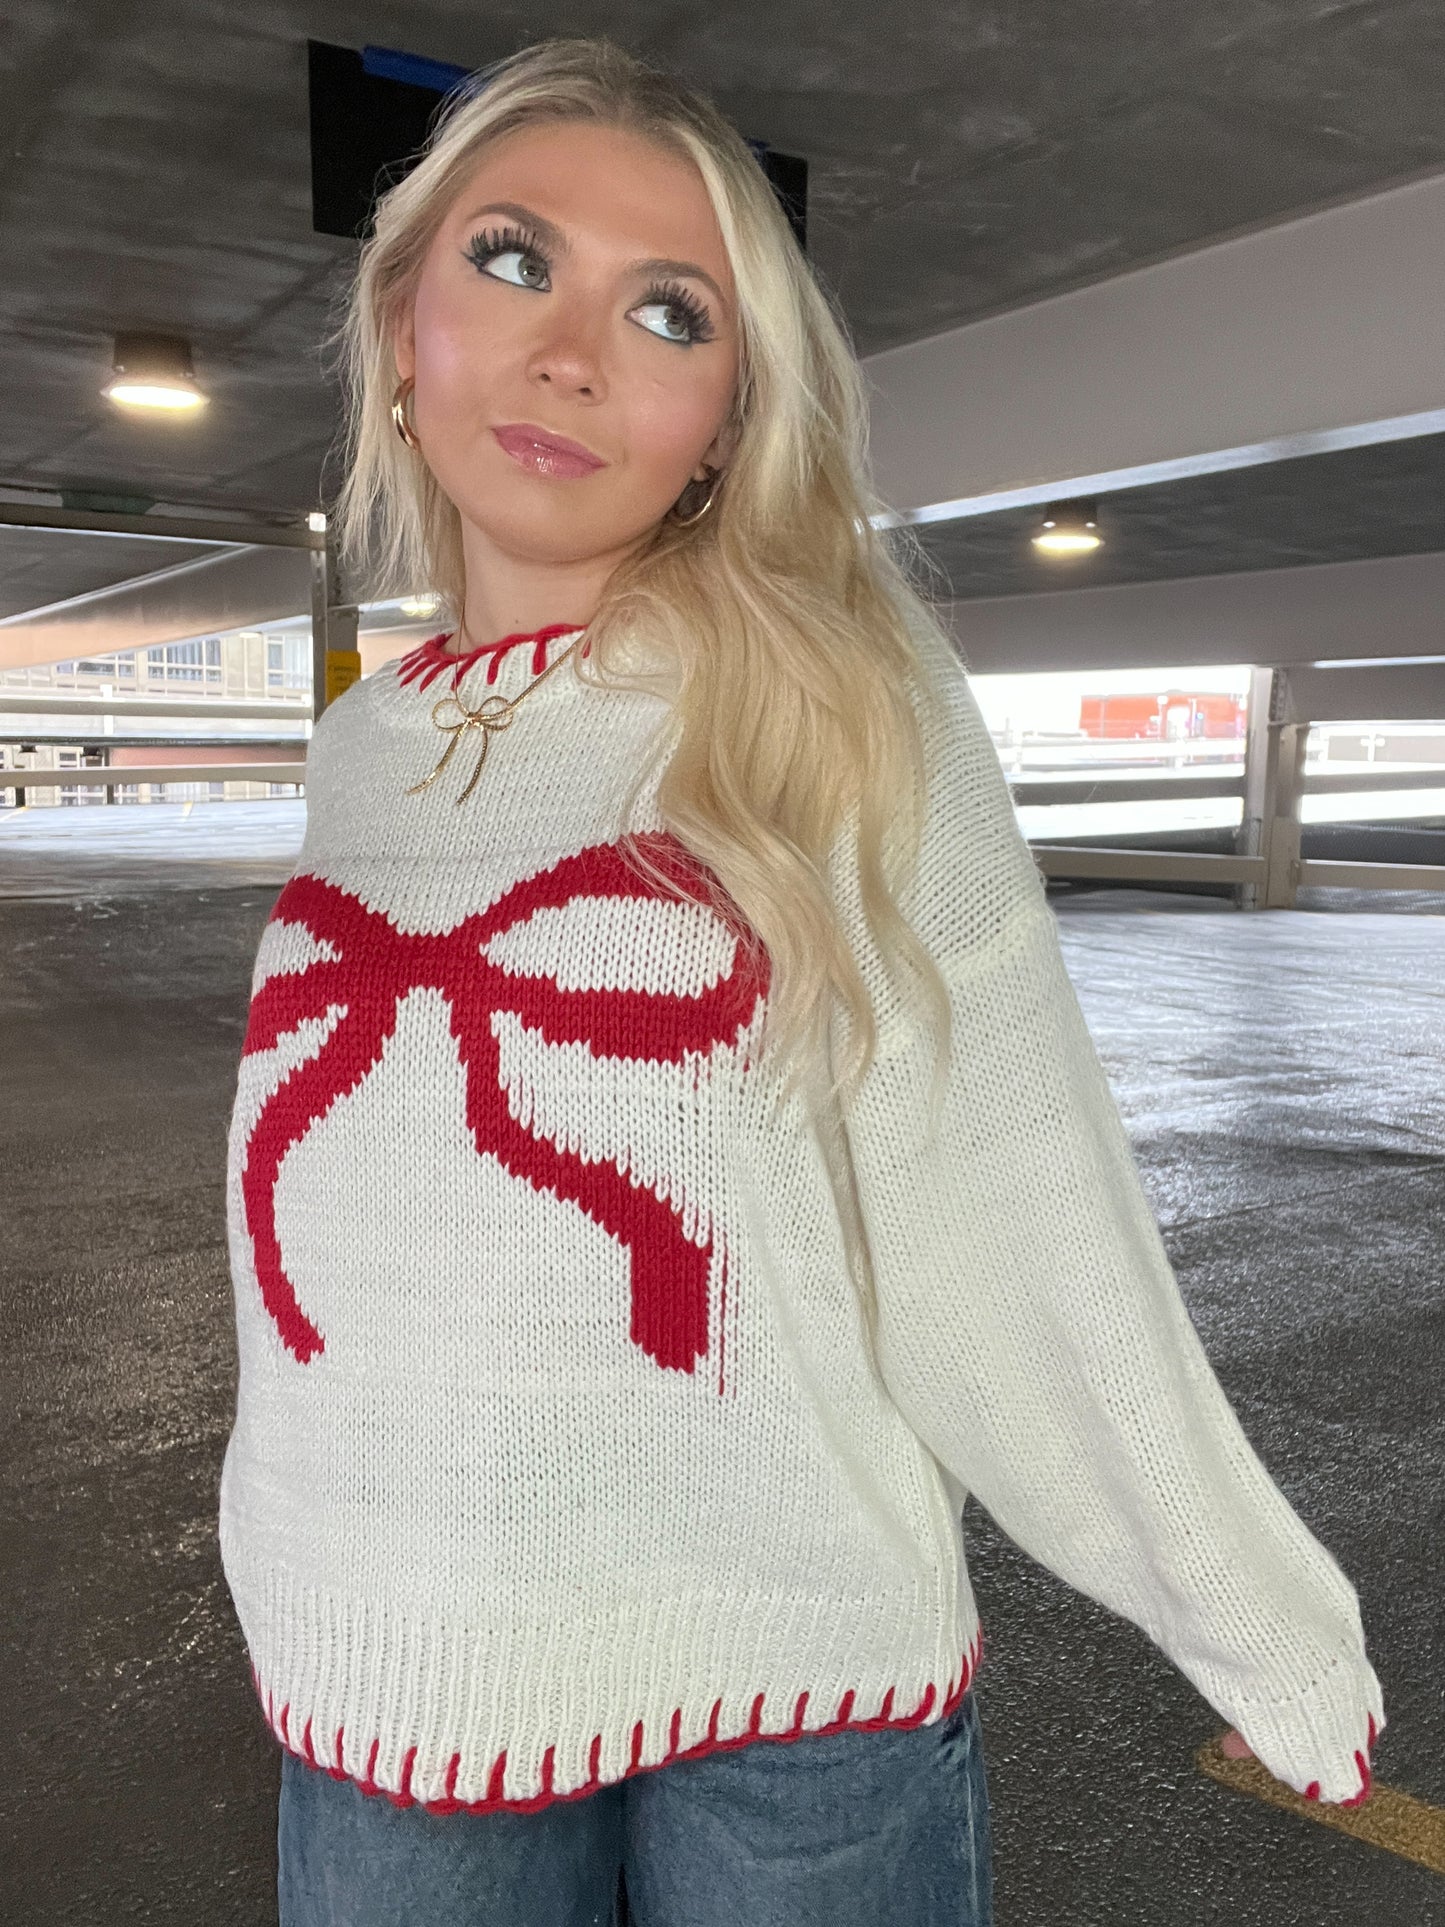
[{"x1": 1227, "y1": 1648, "x2": 1386, "y2": 1805}]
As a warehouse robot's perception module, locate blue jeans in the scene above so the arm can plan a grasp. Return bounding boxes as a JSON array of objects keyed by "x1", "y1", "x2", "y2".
[{"x1": 277, "y1": 1685, "x2": 993, "y2": 1926}]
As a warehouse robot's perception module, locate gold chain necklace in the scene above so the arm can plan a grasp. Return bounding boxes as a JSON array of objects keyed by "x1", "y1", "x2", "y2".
[{"x1": 405, "y1": 627, "x2": 586, "y2": 804}]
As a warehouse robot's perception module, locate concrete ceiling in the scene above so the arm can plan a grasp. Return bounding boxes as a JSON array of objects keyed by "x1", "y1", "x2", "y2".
[{"x1": 3, "y1": 0, "x2": 1444, "y2": 628}]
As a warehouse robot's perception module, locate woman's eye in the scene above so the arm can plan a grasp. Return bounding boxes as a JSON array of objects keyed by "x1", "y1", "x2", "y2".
[
  {"x1": 471, "y1": 247, "x2": 547, "y2": 290},
  {"x1": 634, "y1": 285, "x2": 714, "y2": 347},
  {"x1": 465, "y1": 227, "x2": 549, "y2": 289},
  {"x1": 464, "y1": 230, "x2": 712, "y2": 347},
  {"x1": 490, "y1": 248, "x2": 544, "y2": 288},
  {"x1": 634, "y1": 301, "x2": 695, "y2": 345}
]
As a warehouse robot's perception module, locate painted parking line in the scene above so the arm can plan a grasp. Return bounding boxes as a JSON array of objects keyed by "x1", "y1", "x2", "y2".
[{"x1": 1197, "y1": 1734, "x2": 1445, "y2": 1875}]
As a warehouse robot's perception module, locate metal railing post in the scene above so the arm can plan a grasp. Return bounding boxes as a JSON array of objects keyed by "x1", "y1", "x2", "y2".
[
  {"x1": 310, "y1": 526, "x2": 337, "y2": 722},
  {"x1": 309, "y1": 518, "x2": 361, "y2": 722},
  {"x1": 1264, "y1": 719, "x2": 1308, "y2": 909},
  {"x1": 1236, "y1": 667, "x2": 1305, "y2": 911}
]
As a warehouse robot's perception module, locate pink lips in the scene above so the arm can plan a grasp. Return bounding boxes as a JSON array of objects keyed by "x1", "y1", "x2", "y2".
[{"x1": 493, "y1": 423, "x2": 606, "y2": 478}]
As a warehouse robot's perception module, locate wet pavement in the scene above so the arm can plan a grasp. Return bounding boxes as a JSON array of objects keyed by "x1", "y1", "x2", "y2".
[
  {"x1": 2, "y1": 800, "x2": 1441, "y2": 1924},
  {"x1": 0, "y1": 797, "x2": 303, "y2": 899}
]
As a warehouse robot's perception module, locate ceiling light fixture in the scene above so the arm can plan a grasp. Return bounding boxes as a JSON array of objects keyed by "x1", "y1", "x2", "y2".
[
  {"x1": 1032, "y1": 499, "x2": 1102, "y2": 556},
  {"x1": 102, "y1": 332, "x2": 208, "y2": 412}
]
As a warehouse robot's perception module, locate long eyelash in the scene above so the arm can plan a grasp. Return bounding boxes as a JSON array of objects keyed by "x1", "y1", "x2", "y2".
[
  {"x1": 464, "y1": 224, "x2": 714, "y2": 345},
  {"x1": 465, "y1": 221, "x2": 543, "y2": 274},
  {"x1": 647, "y1": 276, "x2": 714, "y2": 344}
]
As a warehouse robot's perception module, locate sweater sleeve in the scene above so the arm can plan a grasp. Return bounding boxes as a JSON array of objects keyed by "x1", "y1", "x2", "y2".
[{"x1": 830, "y1": 630, "x2": 1385, "y2": 1805}]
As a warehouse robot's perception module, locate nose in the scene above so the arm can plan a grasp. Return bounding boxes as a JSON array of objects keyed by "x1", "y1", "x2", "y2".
[{"x1": 528, "y1": 303, "x2": 605, "y2": 396}]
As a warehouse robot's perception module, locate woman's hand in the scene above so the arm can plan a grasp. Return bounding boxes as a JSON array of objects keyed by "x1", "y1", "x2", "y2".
[{"x1": 1220, "y1": 1727, "x2": 1255, "y2": 1761}]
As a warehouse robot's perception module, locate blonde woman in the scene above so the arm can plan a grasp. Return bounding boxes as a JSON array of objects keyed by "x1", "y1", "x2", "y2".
[{"x1": 219, "y1": 35, "x2": 1385, "y2": 1927}]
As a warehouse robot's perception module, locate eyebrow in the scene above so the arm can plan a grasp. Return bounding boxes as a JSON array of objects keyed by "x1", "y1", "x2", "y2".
[{"x1": 458, "y1": 200, "x2": 730, "y2": 312}]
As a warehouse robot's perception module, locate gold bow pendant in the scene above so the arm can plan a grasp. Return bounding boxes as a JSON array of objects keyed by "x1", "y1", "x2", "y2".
[{"x1": 406, "y1": 687, "x2": 522, "y2": 803}]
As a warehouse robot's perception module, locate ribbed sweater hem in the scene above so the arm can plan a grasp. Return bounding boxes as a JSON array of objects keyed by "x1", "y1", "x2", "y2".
[{"x1": 225, "y1": 1540, "x2": 985, "y2": 1813}]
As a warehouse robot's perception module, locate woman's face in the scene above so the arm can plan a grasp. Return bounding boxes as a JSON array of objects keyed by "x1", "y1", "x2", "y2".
[{"x1": 393, "y1": 119, "x2": 741, "y2": 577}]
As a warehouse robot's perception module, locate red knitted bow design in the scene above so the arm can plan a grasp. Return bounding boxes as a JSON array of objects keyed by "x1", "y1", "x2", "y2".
[{"x1": 237, "y1": 833, "x2": 769, "y2": 1375}]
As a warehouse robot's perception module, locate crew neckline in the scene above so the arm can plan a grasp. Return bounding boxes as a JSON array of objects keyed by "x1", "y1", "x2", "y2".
[{"x1": 397, "y1": 624, "x2": 591, "y2": 694}]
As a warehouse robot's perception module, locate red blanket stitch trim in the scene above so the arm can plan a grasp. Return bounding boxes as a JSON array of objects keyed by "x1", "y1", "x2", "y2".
[
  {"x1": 248, "y1": 1625, "x2": 985, "y2": 1814},
  {"x1": 397, "y1": 625, "x2": 589, "y2": 694},
  {"x1": 250, "y1": 1642, "x2": 1381, "y2": 1811},
  {"x1": 1296, "y1": 1707, "x2": 1379, "y2": 1807}
]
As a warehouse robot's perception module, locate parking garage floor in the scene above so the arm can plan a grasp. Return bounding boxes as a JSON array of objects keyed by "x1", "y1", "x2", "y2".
[{"x1": 2, "y1": 799, "x2": 1441, "y2": 1925}]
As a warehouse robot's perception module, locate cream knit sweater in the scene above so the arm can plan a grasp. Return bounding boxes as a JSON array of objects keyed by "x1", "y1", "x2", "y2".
[{"x1": 219, "y1": 619, "x2": 1384, "y2": 1815}]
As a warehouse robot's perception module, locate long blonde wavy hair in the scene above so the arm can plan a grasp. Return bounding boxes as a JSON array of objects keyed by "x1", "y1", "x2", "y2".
[{"x1": 327, "y1": 34, "x2": 963, "y2": 1129}]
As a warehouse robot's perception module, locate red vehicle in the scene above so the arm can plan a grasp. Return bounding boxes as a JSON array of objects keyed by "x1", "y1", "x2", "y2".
[{"x1": 1078, "y1": 692, "x2": 1247, "y2": 740}]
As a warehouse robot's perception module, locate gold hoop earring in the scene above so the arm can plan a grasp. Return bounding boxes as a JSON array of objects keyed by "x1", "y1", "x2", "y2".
[
  {"x1": 668, "y1": 467, "x2": 722, "y2": 527},
  {"x1": 392, "y1": 377, "x2": 421, "y2": 451}
]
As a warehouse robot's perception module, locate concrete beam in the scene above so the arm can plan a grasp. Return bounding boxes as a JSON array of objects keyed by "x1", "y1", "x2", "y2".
[
  {"x1": 945, "y1": 549, "x2": 1445, "y2": 677},
  {"x1": 864, "y1": 169, "x2": 1445, "y2": 520},
  {"x1": 0, "y1": 542, "x2": 313, "y2": 674}
]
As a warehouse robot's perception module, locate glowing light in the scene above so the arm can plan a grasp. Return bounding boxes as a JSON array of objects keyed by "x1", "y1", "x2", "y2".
[
  {"x1": 104, "y1": 379, "x2": 206, "y2": 410},
  {"x1": 1034, "y1": 528, "x2": 1102, "y2": 554},
  {"x1": 1032, "y1": 499, "x2": 1103, "y2": 557},
  {"x1": 102, "y1": 332, "x2": 208, "y2": 415}
]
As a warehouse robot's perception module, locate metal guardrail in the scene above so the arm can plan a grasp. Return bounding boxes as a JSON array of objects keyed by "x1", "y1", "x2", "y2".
[
  {"x1": 6, "y1": 763, "x2": 1443, "y2": 798},
  {"x1": 1030, "y1": 847, "x2": 1445, "y2": 890},
  {"x1": 0, "y1": 693, "x2": 311, "y2": 719},
  {"x1": 3, "y1": 741, "x2": 1443, "y2": 896},
  {"x1": 1014, "y1": 766, "x2": 1445, "y2": 805},
  {"x1": 3, "y1": 735, "x2": 308, "y2": 750},
  {"x1": 1, "y1": 765, "x2": 303, "y2": 789},
  {"x1": 1296, "y1": 859, "x2": 1445, "y2": 890},
  {"x1": 1032, "y1": 847, "x2": 1267, "y2": 883}
]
